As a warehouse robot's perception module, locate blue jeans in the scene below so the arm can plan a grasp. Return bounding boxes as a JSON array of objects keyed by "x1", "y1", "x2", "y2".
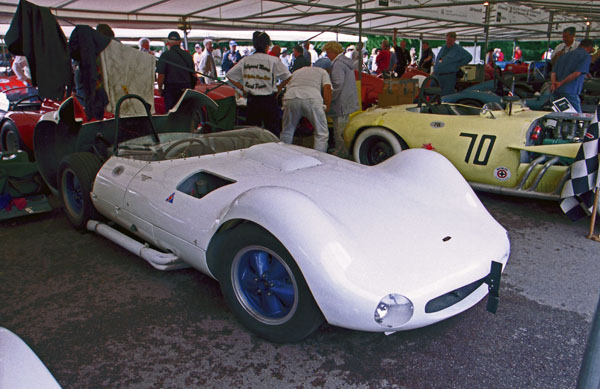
[
  {"x1": 436, "y1": 73, "x2": 457, "y2": 96},
  {"x1": 552, "y1": 92, "x2": 581, "y2": 113}
]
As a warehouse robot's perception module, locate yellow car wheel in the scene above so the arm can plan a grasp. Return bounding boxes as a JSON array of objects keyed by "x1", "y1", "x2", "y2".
[{"x1": 353, "y1": 127, "x2": 406, "y2": 165}]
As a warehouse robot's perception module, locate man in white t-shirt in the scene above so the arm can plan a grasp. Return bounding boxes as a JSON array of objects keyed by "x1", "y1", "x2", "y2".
[
  {"x1": 280, "y1": 58, "x2": 332, "y2": 152},
  {"x1": 226, "y1": 31, "x2": 291, "y2": 135}
]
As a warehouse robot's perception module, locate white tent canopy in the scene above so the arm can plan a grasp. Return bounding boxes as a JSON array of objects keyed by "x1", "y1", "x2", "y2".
[{"x1": 0, "y1": 0, "x2": 598, "y2": 41}]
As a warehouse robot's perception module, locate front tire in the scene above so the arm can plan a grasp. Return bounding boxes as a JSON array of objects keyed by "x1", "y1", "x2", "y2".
[
  {"x1": 353, "y1": 127, "x2": 406, "y2": 165},
  {"x1": 1, "y1": 121, "x2": 24, "y2": 155},
  {"x1": 218, "y1": 224, "x2": 324, "y2": 342},
  {"x1": 58, "y1": 152, "x2": 102, "y2": 230}
]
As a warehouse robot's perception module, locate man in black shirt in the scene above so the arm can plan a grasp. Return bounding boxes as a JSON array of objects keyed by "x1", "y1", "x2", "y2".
[
  {"x1": 156, "y1": 31, "x2": 195, "y2": 111},
  {"x1": 291, "y1": 45, "x2": 310, "y2": 72},
  {"x1": 419, "y1": 41, "x2": 434, "y2": 73},
  {"x1": 392, "y1": 28, "x2": 410, "y2": 77}
]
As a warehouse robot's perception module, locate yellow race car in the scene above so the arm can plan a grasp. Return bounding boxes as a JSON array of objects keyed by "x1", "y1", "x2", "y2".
[{"x1": 344, "y1": 99, "x2": 594, "y2": 200}]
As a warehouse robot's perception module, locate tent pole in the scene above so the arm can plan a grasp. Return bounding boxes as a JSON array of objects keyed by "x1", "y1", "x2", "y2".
[
  {"x1": 419, "y1": 33, "x2": 423, "y2": 67},
  {"x1": 357, "y1": 0, "x2": 363, "y2": 78},
  {"x1": 483, "y1": 2, "x2": 490, "y2": 63},
  {"x1": 544, "y1": 12, "x2": 554, "y2": 77}
]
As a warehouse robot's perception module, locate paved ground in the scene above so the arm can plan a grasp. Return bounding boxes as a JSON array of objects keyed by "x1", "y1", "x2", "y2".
[{"x1": 1, "y1": 191, "x2": 599, "y2": 388}]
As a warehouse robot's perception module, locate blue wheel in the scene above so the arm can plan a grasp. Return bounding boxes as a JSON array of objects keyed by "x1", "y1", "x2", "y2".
[
  {"x1": 58, "y1": 152, "x2": 101, "y2": 230},
  {"x1": 218, "y1": 224, "x2": 323, "y2": 342},
  {"x1": 232, "y1": 246, "x2": 299, "y2": 325}
]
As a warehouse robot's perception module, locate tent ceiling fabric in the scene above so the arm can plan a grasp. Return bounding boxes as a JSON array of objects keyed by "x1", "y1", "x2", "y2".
[{"x1": 0, "y1": 0, "x2": 598, "y2": 41}]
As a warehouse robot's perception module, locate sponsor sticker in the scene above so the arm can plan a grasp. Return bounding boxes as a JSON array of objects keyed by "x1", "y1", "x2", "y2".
[
  {"x1": 166, "y1": 192, "x2": 175, "y2": 203},
  {"x1": 494, "y1": 166, "x2": 511, "y2": 181}
]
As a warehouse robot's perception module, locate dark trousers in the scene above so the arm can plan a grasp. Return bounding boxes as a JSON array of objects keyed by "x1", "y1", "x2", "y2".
[
  {"x1": 163, "y1": 83, "x2": 188, "y2": 112},
  {"x1": 246, "y1": 93, "x2": 282, "y2": 136}
]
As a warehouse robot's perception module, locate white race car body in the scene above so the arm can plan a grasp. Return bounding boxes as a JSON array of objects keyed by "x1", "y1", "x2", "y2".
[{"x1": 90, "y1": 128, "x2": 509, "y2": 335}]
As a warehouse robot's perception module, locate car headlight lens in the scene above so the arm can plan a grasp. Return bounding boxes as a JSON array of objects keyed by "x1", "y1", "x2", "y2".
[{"x1": 374, "y1": 294, "x2": 414, "y2": 328}]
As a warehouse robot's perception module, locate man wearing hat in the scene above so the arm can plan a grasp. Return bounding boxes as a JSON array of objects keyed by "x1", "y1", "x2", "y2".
[
  {"x1": 280, "y1": 58, "x2": 332, "y2": 152},
  {"x1": 222, "y1": 40, "x2": 241, "y2": 73},
  {"x1": 433, "y1": 32, "x2": 472, "y2": 96},
  {"x1": 156, "y1": 31, "x2": 195, "y2": 111},
  {"x1": 198, "y1": 38, "x2": 217, "y2": 84},
  {"x1": 551, "y1": 27, "x2": 580, "y2": 67}
]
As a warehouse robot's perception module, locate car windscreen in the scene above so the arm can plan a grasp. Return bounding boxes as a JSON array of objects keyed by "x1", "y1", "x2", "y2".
[{"x1": 0, "y1": 87, "x2": 39, "y2": 111}]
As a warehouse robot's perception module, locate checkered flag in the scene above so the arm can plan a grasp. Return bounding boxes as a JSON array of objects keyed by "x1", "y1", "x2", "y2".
[{"x1": 560, "y1": 105, "x2": 600, "y2": 221}]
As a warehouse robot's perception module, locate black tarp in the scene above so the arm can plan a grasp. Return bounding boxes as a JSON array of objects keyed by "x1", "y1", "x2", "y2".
[{"x1": 5, "y1": 0, "x2": 72, "y2": 100}]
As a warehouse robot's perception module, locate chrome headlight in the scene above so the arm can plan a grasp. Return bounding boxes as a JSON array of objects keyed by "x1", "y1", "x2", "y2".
[{"x1": 374, "y1": 294, "x2": 414, "y2": 328}]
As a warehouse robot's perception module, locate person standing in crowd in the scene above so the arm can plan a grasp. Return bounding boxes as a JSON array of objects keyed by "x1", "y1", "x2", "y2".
[
  {"x1": 138, "y1": 38, "x2": 153, "y2": 54},
  {"x1": 369, "y1": 48, "x2": 380, "y2": 74},
  {"x1": 392, "y1": 28, "x2": 410, "y2": 77},
  {"x1": 551, "y1": 27, "x2": 579, "y2": 67},
  {"x1": 156, "y1": 31, "x2": 195, "y2": 111},
  {"x1": 551, "y1": 38, "x2": 593, "y2": 113},
  {"x1": 433, "y1": 32, "x2": 472, "y2": 96},
  {"x1": 268, "y1": 45, "x2": 281, "y2": 57},
  {"x1": 280, "y1": 48, "x2": 291, "y2": 69},
  {"x1": 375, "y1": 40, "x2": 391, "y2": 76},
  {"x1": 291, "y1": 45, "x2": 310, "y2": 72},
  {"x1": 323, "y1": 41, "x2": 358, "y2": 158},
  {"x1": 212, "y1": 44, "x2": 222, "y2": 67},
  {"x1": 485, "y1": 47, "x2": 494, "y2": 65},
  {"x1": 496, "y1": 48, "x2": 504, "y2": 62},
  {"x1": 280, "y1": 58, "x2": 332, "y2": 152},
  {"x1": 302, "y1": 41, "x2": 312, "y2": 63},
  {"x1": 198, "y1": 38, "x2": 217, "y2": 84},
  {"x1": 419, "y1": 41, "x2": 434, "y2": 73},
  {"x1": 513, "y1": 46, "x2": 522, "y2": 62},
  {"x1": 193, "y1": 43, "x2": 203, "y2": 72},
  {"x1": 226, "y1": 31, "x2": 291, "y2": 136},
  {"x1": 221, "y1": 40, "x2": 241, "y2": 73}
]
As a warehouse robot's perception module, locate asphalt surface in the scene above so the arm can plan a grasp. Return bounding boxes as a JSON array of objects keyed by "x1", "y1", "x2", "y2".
[{"x1": 1, "y1": 191, "x2": 599, "y2": 388}]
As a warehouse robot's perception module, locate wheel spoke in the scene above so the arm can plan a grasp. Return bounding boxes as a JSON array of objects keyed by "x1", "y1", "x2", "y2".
[
  {"x1": 261, "y1": 292, "x2": 285, "y2": 316},
  {"x1": 250, "y1": 251, "x2": 271, "y2": 277},
  {"x1": 267, "y1": 259, "x2": 287, "y2": 280},
  {"x1": 270, "y1": 283, "x2": 295, "y2": 307},
  {"x1": 239, "y1": 267, "x2": 259, "y2": 292}
]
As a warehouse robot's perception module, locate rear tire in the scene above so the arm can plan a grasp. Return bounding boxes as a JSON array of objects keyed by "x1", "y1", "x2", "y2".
[
  {"x1": 218, "y1": 223, "x2": 324, "y2": 342},
  {"x1": 353, "y1": 127, "x2": 406, "y2": 165},
  {"x1": 58, "y1": 152, "x2": 102, "y2": 230}
]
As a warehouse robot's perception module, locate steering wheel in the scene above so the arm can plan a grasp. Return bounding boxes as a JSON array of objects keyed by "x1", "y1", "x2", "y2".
[
  {"x1": 163, "y1": 137, "x2": 207, "y2": 159},
  {"x1": 10, "y1": 94, "x2": 42, "y2": 110},
  {"x1": 417, "y1": 75, "x2": 442, "y2": 112}
]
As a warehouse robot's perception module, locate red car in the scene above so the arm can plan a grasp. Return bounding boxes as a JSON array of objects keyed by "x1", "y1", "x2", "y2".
[{"x1": 0, "y1": 77, "x2": 60, "y2": 158}]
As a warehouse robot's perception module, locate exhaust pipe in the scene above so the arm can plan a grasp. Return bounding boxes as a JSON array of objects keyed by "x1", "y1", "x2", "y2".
[{"x1": 87, "y1": 220, "x2": 190, "y2": 271}]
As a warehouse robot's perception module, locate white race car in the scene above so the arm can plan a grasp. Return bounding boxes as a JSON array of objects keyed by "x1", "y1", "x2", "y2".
[{"x1": 39, "y1": 94, "x2": 510, "y2": 342}]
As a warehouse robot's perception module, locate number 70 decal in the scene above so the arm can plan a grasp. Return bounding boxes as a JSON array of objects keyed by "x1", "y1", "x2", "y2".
[{"x1": 459, "y1": 133, "x2": 496, "y2": 165}]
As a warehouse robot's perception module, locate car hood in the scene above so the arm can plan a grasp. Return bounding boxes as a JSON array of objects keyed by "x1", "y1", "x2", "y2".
[{"x1": 236, "y1": 144, "x2": 509, "y2": 296}]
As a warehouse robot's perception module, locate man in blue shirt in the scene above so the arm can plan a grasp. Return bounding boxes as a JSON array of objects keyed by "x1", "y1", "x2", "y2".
[
  {"x1": 551, "y1": 39, "x2": 593, "y2": 113},
  {"x1": 433, "y1": 32, "x2": 472, "y2": 96}
]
